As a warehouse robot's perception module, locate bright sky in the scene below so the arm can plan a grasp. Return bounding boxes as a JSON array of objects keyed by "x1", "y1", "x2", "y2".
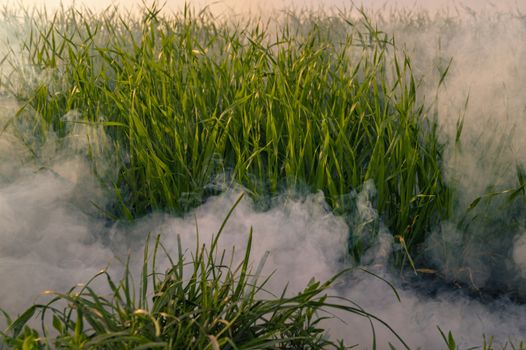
[{"x1": 0, "y1": 0, "x2": 524, "y2": 14}]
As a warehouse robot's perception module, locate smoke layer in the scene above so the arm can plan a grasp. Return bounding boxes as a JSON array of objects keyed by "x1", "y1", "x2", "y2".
[
  {"x1": 2, "y1": 0, "x2": 526, "y2": 14},
  {"x1": 2, "y1": 157, "x2": 526, "y2": 347},
  {"x1": 158, "y1": 190, "x2": 525, "y2": 348},
  {"x1": 372, "y1": 8, "x2": 526, "y2": 296},
  {"x1": 0, "y1": 104, "x2": 525, "y2": 347}
]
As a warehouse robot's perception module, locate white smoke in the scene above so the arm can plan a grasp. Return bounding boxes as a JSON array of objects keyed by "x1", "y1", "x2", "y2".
[
  {"x1": 513, "y1": 232, "x2": 526, "y2": 279},
  {"x1": 367, "y1": 7, "x2": 526, "y2": 294},
  {"x1": 1, "y1": 144, "x2": 525, "y2": 348},
  {"x1": 378, "y1": 9, "x2": 526, "y2": 199},
  {"x1": 0, "y1": 121, "x2": 116, "y2": 317},
  {"x1": 0, "y1": 90, "x2": 118, "y2": 315},
  {"x1": 109, "y1": 187, "x2": 526, "y2": 348}
]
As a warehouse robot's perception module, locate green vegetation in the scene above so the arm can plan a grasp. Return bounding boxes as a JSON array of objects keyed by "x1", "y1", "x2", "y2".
[
  {"x1": 1, "y1": 3, "x2": 526, "y2": 349},
  {"x1": 0, "y1": 195, "x2": 409, "y2": 350},
  {"x1": 0, "y1": 198, "x2": 522, "y2": 349},
  {"x1": 2, "y1": 3, "x2": 450, "y2": 258}
]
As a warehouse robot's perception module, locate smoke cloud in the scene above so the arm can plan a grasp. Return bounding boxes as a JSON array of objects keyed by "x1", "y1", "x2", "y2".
[
  {"x1": 371, "y1": 8, "x2": 526, "y2": 296},
  {"x1": 118, "y1": 187, "x2": 526, "y2": 348},
  {"x1": 1, "y1": 132, "x2": 525, "y2": 348}
]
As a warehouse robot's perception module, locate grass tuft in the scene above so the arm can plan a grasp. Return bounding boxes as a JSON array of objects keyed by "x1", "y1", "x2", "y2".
[{"x1": 0, "y1": 194, "x2": 409, "y2": 350}]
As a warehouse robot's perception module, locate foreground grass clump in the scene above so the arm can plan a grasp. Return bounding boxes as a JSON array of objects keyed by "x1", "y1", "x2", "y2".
[
  {"x1": 0, "y1": 197, "x2": 408, "y2": 350},
  {"x1": 2, "y1": 4, "x2": 451, "y2": 257}
]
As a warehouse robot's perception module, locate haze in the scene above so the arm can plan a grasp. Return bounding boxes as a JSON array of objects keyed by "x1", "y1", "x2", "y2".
[{"x1": 1, "y1": 0, "x2": 525, "y2": 13}]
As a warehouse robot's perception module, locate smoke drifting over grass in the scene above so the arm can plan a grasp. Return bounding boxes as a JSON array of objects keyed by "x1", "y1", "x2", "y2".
[
  {"x1": 0, "y1": 98, "x2": 116, "y2": 316},
  {"x1": 122, "y1": 189, "x2": 526, "y2": 348},
  {"x1": 375, "y1": 9, "x2": 526, "y2": 296},
  {"x1": 1, "y1": 1, "x2": 526, "y2": 348},
  {"x1": 1, "y1": 100, "x2": 525, "y2": 347},
  {"x1": 1, "y1": 144, "x2": 526, "y2": 347}
]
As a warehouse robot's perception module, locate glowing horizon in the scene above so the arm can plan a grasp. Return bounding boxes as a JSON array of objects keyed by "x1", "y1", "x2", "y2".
[{"x1": 0, "y1": 0, "x2": 524, "y2": 14}]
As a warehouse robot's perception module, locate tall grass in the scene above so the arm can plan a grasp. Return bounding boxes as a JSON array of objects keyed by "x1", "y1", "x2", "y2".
[{"x1": 1, "y1": 4, "x2": 451, "y2": 259}]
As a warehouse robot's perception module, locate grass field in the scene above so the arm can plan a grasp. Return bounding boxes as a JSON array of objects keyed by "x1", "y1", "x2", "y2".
[
  {"x1": 3, "y1": 3, "x2": 454, "y2": 255},
  {"x1": 1, "y1": 3, "x2": 526, "y2": 349}
]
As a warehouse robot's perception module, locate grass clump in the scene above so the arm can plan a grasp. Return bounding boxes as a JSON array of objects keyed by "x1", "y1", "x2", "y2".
[
  {"x1": 1, "y1": 3, "x2": 451, "y2": 259},
  {"x1": 0, "y1": 195, "x2": 409, "y2": 350}
]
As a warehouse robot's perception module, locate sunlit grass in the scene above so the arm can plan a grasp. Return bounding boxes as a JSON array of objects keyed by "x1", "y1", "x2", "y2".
[{"x1": 2, "y1": 3, "x2": 451, "y2": 260}]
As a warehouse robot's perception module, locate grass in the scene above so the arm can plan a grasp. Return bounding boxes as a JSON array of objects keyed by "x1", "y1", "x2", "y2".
[
  {"x1": 439, "y1": 328, "x2": 525, "y2": 350},
  {"x1": 0, "y1": 194, "x2": 410, "y2": 350},
  {"x1": 1, "y1": 3, "x2": 526, "y2": 349},
  {"x1": 371, "y1": 8, "x2": 526, "y2": 291},
  {"x1": 1, "y1": 3, "x2": 451, "y2": 260},
  {"x1": 0, "y1": 196, "x2": 523, "y2": 349}
]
